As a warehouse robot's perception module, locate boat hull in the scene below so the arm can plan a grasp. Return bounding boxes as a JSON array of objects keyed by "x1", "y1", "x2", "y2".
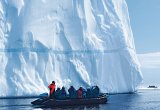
[{"x1": 31, "y1": 96, "x2": 107, "y2": 107}]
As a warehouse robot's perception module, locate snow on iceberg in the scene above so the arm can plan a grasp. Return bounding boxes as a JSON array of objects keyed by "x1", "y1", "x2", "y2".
[{"x1": 0, "y1": 0, "x2": 142, "y2": 96}]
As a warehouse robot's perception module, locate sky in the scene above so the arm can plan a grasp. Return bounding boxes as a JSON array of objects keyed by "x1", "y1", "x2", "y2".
[
  {"x1": 126, "y1": 0, "x2": 160, "y2": 54},
  {"x1": 126, "y1": 0, "x2": 160, "y2": 86}
]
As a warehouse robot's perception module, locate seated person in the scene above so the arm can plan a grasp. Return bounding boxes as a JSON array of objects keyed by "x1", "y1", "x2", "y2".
[
  {"x1": 86, "y1": 88, "x2": 92, "y2": 98},
  {"x1": 92, "y1": 86, "x2": 100, "y2": 97},
  {"x1": 82, "y1": 87, "x2": 87, "y2": 98},
  {"x1": 55, "y1": 87, "x2": 61, "y2": 99},
  {"x1": 68, "y1": 86, "x2": 77, "y2": 99},
  {"x1": 77, "y1": 87, "x2": 83, "y2": 98},
  {"x1": 59, "y1": 86, "x2": 67, "y2": 100}
]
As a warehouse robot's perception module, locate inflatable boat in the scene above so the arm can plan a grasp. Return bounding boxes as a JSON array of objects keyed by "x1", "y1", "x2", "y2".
[{"x1": 31, "y1": 94, "x2": 108, "y2": 107}]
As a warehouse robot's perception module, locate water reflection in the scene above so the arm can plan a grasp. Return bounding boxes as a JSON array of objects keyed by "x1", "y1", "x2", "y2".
[{"x1": 34, "y1": 104, "x2": 100, "y2": 110}]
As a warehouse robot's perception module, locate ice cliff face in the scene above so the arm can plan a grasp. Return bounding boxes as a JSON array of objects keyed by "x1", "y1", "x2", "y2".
[{"x1": 0, "y1": 0, "x2": 142, "y2": 96}]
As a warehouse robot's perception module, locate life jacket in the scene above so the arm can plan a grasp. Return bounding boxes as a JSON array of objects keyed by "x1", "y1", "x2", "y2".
[
  {"x1": 78, "y1": 89, "x2": 83, "y2": 98},
  {"x1": 48, "y1": 83, "x2": 56, "y2": 95}
]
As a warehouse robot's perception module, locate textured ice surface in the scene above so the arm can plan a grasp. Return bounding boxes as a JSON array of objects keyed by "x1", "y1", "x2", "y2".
[{"x1": 0, "y1": 0, "x2": 142, "y2": 96}]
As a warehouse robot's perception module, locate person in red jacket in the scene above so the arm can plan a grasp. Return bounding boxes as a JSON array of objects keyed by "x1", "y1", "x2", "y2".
[
  {"x1": 48, "y1": 81, "x2": 56, "y2": 98},
  {"x1": 77, "y1": 87, "x2": 83, "y2": 98}
]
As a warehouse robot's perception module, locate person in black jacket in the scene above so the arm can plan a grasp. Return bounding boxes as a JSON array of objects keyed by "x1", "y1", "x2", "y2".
[
  {"x1": 68, "y1": 86, "x2": 76, "y2": 99},
  {"x1": 59, "y1": 86, "x2": 67, "y2": 99}
]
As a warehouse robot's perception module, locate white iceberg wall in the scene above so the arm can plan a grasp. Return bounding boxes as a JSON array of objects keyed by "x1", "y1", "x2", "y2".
[{"x1": 0, "y1": 0, "x2": 142, "y2": 96}]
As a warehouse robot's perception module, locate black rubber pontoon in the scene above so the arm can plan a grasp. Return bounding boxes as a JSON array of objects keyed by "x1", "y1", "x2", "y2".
[{"x1": 31, "y1": 94, "x2": 107, "y2": 107}]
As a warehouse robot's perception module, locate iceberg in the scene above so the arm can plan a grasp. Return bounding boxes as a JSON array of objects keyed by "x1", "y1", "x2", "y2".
[{"x1": 0, "y1": 0, "x2": 142, "y2": 96}]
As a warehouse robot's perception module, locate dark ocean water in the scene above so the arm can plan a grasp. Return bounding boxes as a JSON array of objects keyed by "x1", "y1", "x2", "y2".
[{"x1": 0, "y1": 89, "x2": 160, "y2": 110}]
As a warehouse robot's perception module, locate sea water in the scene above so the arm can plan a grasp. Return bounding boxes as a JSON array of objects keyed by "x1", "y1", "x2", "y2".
[{"x1": 0, "y1": 89, "x2": 160, "y2": 110}]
